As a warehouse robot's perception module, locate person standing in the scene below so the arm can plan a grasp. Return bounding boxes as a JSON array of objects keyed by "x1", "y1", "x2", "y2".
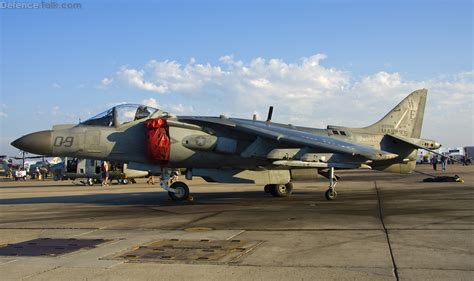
[
  {"x1": 170, "y1": 169, "x2": 180, "y2": 184},
  {"x1": 35, "y1": 166, "x2": 41, "y2": 180},
  {"x1": 441, "y1": 154, "x2": 448, "y2": 172},
  {"x1": 431, "y1": 155, "x2": 437, "y2": 171},
  {"x1": 147, "y1": 170, "x2": 155, "y2": 185},
  {"x1": 101, "y1": 161, "x2": 109, "y2": 186}
]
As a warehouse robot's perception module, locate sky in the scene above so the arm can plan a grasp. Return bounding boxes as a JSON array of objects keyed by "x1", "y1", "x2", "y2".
[{"x1": 0, "y1": 0, "x2": 473, "y2": 156}]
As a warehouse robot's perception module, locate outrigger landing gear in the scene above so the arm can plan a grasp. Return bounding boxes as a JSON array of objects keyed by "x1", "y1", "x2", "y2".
[
  {"x1": 159, "y1": 168, "x2": 190, "y2": 201},
  {"x1": 324, "y1": 167, "x2": 338, "y2": 200},
  {"x1": 265, "y1": 182, "x2": 293, "y2": 197}
]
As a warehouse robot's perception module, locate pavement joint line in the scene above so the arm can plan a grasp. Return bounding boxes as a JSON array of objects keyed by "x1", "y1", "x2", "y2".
[
  {"x1": 374, "y1": 180, "x2": 399, "y2": 281},
  {"x1": 225, "y1": 230, "x2": 245, "y2": 240},
  {"x1": 22, "y1": 265, "x2": 61, "y2": 280},
  {"x1": 71, "y1": 224, "x2": 115, "y2": 237},
  {"x1": 0, "y1": 227, "x2": 100, "y2": 230},
  {"x1": 106, "y1": 261, "x2": 125, "y2": 268},
  {"x1": 207, "y1": 264, "x2": 395, "y2": 270},
  {"x1": 422, "y1": 214, "x2": 474, "y2": 227},
  {"x1": 395, "y1": 267, "x2": 474, "y2": 272},
  {"x1": 0, "y1": 259, "x2": 17, "y2": 266},
  {"x1": 1, "y1": 227, "x2": 472, "y2": 231},
  {"x1": 176, "y1": 211, "x2": 223, "y2": 230}
]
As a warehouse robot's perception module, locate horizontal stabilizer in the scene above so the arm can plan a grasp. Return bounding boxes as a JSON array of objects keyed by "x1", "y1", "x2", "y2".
[{"x1": 386, "y1": 134, "x2": 462, "y2": 164}]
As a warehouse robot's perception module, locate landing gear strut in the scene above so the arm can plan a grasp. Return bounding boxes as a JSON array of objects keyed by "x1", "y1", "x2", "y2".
[
  {"x1": 159, "y1": 168, "x2": 190, "y2": 201},
  {"x1": 324, "y1": 167, "x2": 338, "y2": 200}
]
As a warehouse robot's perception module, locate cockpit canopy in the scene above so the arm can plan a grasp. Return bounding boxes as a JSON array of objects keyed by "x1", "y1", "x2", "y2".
[{"x1": 81, "y1": 104, "x2": 161, "y2": 127}]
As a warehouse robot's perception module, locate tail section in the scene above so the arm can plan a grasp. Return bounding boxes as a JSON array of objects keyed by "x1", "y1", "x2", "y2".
[{"x1": 363, "y1": 89, "x2": 427, "y2": 138}]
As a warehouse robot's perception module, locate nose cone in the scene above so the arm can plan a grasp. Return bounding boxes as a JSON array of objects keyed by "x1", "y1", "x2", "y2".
[{"x1": 11, "y1": 130, "x2": 53, "y2": 156}]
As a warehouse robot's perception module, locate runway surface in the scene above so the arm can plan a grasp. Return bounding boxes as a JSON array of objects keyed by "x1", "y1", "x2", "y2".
[{"x1": 0, "y1": 165, "x2": 472, "y2": 280}]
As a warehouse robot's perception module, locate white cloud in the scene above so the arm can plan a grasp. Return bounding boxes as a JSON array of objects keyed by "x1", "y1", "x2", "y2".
[
  {"x1": 51, "y1": 106, "x2": 61, "y2": 116},
  {"x1": 110, "y1": 54, "x2": 473, "y2": 147},
  {"x1": 142, "y1": 98, "x2": 160, "y2": 108},
  {"x1": 118, "y1": 67, "x2": 168, "y2": 93},
  {"x1": 102, "y1": 77, "x2": 114, "y2": 86},
  {"x1": 170, "y1": 103, "x2": 194, "y2": 114},
  {"x1": 140, "y1": 98, "x2": 193, "y2": 114},
  {"x1": 51, "y1": 83, "x2": 61, "y2": 89},
  {"x1": 97, "y1": 77, "x2": 114, "y2": 89},
  {"x1": 354, "y1": 71, "x2": 403, "y2": 96},
  {"x1": 0, "y1": 104, "x2": 7, "y2": 118}
]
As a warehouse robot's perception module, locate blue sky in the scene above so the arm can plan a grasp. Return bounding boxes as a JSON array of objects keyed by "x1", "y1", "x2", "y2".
[{"x1": 1, "y1": 0, "x2": 473, "y2": 156}]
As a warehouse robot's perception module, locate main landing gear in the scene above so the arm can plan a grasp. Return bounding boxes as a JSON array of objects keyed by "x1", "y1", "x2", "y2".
[
  {"x1": 159, "y1": 168, "x2": 191, "y2": 201},
  {"x1": 168, "y1": 181, "x2": 190, "y2": 201},
  {"x1": 264, "y1": 182, "x2": 293, "y2": 197},
  {"x1": 324, "y1": 167, "x2": 338, "y2": 200}
]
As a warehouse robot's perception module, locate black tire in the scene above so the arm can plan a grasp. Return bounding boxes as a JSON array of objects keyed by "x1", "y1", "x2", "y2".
[
  {"x1": 325, "y1": 189, "x2": 337, "y2": 200},
  {"x1": 122, "y1": 178, "x2": 129, "y2": 185},
  {"x1": 86, "y1": 178, "x2": 94, "y2": 186},
  {"x1": 269, "y1": 182, "x2": 293, "y2": 197},
  {"x1": 264, "y1": 184, "x2": 272, "y2": 193},
  {"x1": 168, "y1": 181, "x2": 190, "y2": 201}
]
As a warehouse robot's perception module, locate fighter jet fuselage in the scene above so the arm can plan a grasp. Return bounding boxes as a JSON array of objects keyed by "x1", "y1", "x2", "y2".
[{"x1": 12, "y1": 89, "x2": 441, "y2": 201}]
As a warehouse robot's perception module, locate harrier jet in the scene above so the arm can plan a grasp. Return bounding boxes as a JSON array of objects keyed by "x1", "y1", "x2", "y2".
[{"x1": 12, "y1": 89, "x2": 441, "y2": 201}]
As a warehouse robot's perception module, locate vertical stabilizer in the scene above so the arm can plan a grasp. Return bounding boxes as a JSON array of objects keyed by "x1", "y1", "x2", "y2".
[{"x1": 363, "y1": 89, "x2": 427, "y2": 138}]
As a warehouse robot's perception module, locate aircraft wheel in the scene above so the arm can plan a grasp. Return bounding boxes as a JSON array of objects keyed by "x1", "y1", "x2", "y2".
[
  {"x1": 264, "y1": 184, "x2": 272, "y2": 193},
  {"x1": 168, "y1": 181, "x2": 190, "y2": 201},
  {"x1": 122, "y1": 178, "x2": 129, "y2": 185},
  {"x1": 269, "y1": 183, "x2": 293, "y2": 197},
  {"x1": 86, "y1": 178, "x2": 94, "y2": 186},
  {"x1": 325, "y1": 189, "x2": 337, "y2": 200}
]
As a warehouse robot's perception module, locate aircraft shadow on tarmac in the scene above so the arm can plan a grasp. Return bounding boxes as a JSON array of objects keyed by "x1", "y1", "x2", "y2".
[
  {"x1": 0, "y1": 185, "x2": 471, "y2": 230},
  {"x1": 0, "y1": 184, "x2": 470, "y2": 206},
  {"x1": 0, "y1": 183, "x2": 87, "y2": 189}
]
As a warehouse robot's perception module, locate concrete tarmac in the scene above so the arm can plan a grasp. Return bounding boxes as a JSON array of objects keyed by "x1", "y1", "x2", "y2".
[{"x1": 0, "y1": 165, "x2": 472, "y2": 280}]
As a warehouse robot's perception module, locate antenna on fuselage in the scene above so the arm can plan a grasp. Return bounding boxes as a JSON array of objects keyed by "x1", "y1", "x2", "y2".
[{"x1": 266, "y1": 106, "x2": 274, "y2": 124}]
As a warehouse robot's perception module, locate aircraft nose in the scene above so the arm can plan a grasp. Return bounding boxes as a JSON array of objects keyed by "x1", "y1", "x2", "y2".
[{"x1": 11, "y1": 130, "x2": 53, "y2": 156}]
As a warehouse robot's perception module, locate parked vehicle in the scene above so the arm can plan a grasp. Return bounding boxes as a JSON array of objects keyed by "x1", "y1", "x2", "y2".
[
  {"x1": 14, "y1": 169, "x2": 27, "y2": 181},
  {"x1": 50, "y1": 158, "x2": 148, "y2": 185}
]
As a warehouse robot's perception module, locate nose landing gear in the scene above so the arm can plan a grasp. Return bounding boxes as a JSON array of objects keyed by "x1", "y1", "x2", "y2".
[{"x1": 324, "y1": 167, "x2": 338, "y2": 200}]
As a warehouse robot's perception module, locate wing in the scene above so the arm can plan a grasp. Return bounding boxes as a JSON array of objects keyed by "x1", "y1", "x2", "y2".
[{"x1": 178, "y1": 116, "x2": 398, "y2": 161}]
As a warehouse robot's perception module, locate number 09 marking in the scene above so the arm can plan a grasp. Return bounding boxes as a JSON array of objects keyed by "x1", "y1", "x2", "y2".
[{"x1": 54, "y1": 136, "x2": 74, "y2": 147}]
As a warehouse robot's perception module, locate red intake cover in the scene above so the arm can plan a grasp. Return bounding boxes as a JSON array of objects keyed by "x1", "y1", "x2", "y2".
[{"x1": 144, "y1": 118, "x2": 170, "y2": 165}]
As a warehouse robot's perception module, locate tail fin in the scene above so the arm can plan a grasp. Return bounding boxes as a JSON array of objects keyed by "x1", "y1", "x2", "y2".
[{"x1": 363, "y1": 89, "x2": 427, "y2": 138}]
